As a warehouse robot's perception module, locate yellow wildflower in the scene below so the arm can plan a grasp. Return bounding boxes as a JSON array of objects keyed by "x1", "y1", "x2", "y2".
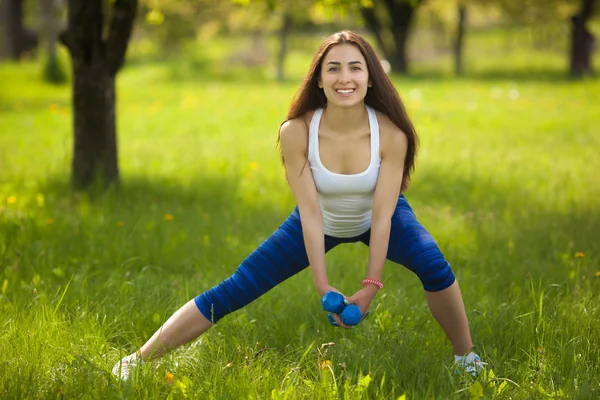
[
  {"x1": 164, "y1": 214, "x2": 174, "y2": 221},
  {"x1": 7, "y1": 196, "x2": 16, "y2": 204},
  {"x1": 595, "y1": 271, "x2": 600, "y2": 278},
  {"x1": 320, "y1": 360, "x2": 333, "y2": 370},
  {"x1": 117, "y1": 221, "x2": 125, "y2": 227},
  {"x1": 164, "y1": 371, "x2": 174, "y2": 384},
  {"x1": 46, "y1": 219, "x2": 54, "y2": 225},
  {"x1": 575, "y1": 252, "x2": 585, "y2": 258}
]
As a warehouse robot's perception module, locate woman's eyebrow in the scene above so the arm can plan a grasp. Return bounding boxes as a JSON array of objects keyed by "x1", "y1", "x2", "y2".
[{"x1": 326, "y1": 61, "x2": 364, "y2": 65}]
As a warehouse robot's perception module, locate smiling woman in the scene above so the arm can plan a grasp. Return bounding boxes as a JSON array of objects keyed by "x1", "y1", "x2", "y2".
[
  {"x1": 319, "y1": 45, "x2": 372, "y2": 108},
  {"x1": 112, "y1": 30, "x2": 485, "y2": 380}
]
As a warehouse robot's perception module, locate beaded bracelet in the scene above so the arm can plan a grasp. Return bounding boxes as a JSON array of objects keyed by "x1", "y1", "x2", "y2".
[{"x1": 362, "y1": 278, "x2": 384, "y2": 289}]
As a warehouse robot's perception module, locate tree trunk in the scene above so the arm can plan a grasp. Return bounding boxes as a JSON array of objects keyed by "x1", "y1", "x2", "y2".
[
  {"x1": 454, "y1": 3, "x2": 467, "y2": 76},
  {"x1": 276, "y1": 12, "x2": 291, "y2": 82},
  {"x1": 386, "y1": 0, "x2": 417, "y2": 74},
  {"x1": 0, "y1": 0, "x2": 8, "y2": 59},
  {"x1": 71, "y1": 65, "x2": 118, "y2": 187},
  {"x1": 61, "y1": 0, "x2": 137, "y2": 189},
  {"x1": 2, "y1": 0, "x2": 22, "y2": 59},
  {"x1": 362, "y1": 0, "x2": 420, "y2": 74},
  {"x1": 569, "y1": 0, "x2": 596, "y2": 77},
  {"x1": 0, "y1": 0, "x2": 37, "y2": 60},
  {"x1": 41, "y1": 0, "x2": 67, "y2": 83},
  {"x1": 360, "y1": 6, "x2": 392, "y2": 62},
  {"x1": 41, "y1": 0, "x2": 59, "y2": 58}
]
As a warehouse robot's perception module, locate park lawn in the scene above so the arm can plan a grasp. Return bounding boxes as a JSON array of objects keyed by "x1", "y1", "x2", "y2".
[{"x1": 0, "y1": 51, "x2": 599, "y2": 399}]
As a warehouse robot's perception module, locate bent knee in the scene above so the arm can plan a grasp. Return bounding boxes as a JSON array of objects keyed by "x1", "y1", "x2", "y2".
[{"x1": 419, "y1": 260, "x2": 456, "y2": 292}]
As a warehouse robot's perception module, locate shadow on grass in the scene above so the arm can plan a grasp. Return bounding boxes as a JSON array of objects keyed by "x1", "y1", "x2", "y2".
[
  {"x1": 1, "y1": 172, "x2": 294, "y2": 310},
  {"x1": 6, "y1": 166, "x2": 597, "y2": 293},
  {"x1": 406, "y1": 168, "x2": 599, "y2": 285}
]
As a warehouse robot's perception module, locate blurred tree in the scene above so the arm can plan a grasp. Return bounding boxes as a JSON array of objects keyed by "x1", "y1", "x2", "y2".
[
  {"x1": 271, "y1": 0, "x2": 330, "y2": 82},
  {"x1": 493, "y1": 0, "x2": 596, "y2": 76},
  {"x1": 277, "y1": 11, "x2": 292, "y2": 81},
  {"x1": 454, "y1": 1, "x2": 467, "y2": 76},
  {"x1": 569, "y1": 0, "x2": 596, "y2": 77},
  {"x1": 136, "y1": 0, "x2": 235, "y2": 57},
  {"x1": 360, "y1": 0, "x2": 423, "y2": 74},
  {"x1": 60, "y1": 0, "x2": 137, "y2": 189},
  {"x1": 416, "y1": 0, "x2": 469, "y2": 75},
  {"x1": 41, "y1": 0, "x2": 67, "y2": 83},
  {"x1": 235, "y1": 0, "x2": 362, "y2": 81},
  {"x1": 0, "y1": 0, "x2": 39, "y2": 60}
]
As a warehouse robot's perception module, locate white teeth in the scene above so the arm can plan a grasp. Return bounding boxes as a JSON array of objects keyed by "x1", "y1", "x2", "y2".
[{"x1": 336, "y1": 89, "x2": 354, "y2": 94}]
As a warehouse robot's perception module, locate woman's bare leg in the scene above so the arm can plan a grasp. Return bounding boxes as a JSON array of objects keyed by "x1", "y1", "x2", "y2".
[
  {"x1": 138, "y1": 300, "x2": 213, "y2": 360},
  {"x1": 425, "y1": 280, "x2": 473, "y2": 356}
]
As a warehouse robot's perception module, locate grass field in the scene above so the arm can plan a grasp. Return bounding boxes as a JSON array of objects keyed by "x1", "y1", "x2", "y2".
[{"x1": 0, "y1": 35, "x2": 599, "y2": 399}]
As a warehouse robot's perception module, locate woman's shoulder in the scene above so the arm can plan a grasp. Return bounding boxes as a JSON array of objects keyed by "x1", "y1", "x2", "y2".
[
  {"x1": 279, "y1": 111, "x2": 316, "y2": 151},
  {"x1": 373, "y1": 109, "x2": 404, "y2": 136},
  {"x1": 279, "y1": 110, "x2": 316, "y2": 137},
  {"x1": 372, "y1": 109, "x2": 407, "y2": 159}
]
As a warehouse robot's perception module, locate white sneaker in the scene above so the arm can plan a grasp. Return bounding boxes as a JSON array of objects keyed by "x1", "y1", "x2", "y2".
[
  {"x1": 112, "y1": 353, "x2": 140, "y2": 380},
  {"x1": 455, "y1": 351, "x2": 486, "y2": 376}
]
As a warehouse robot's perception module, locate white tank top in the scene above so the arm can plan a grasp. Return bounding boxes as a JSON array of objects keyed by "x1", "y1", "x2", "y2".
[{"x1": 308, "y1": 106, "x2": 381, "y2": 238}]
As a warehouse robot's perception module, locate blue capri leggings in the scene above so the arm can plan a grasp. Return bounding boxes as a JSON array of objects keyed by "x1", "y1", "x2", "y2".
[{"x1": 194, "y1": 195, "x2": 455, "y2": 323}]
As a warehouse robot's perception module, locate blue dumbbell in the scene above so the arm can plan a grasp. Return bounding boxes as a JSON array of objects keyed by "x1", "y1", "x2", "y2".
[
  {"x1": 340, "y1": 304, "x2": 362, "y2": 325},
  {"x1": 321, "y1": 291, "x2": 363, "y2": 327},
  {"x1": 327, "y1": 305, "x2": 363, "y2": 326},
  {"x1": 321, "y1": 291, "x2": 346, "y2": 314}
]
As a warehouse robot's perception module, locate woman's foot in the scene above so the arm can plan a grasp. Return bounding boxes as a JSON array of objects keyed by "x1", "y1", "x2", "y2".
[
  {"x1": 455, "y1": 351, "x2": 486, "y2": 376},
  {"x1": 112, "y1": 352, "x2": 140, "y2": 380}
]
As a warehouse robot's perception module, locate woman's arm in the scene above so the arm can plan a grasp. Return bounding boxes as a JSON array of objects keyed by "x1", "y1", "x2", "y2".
[
  {"x1": 279, "y1": 118, "x2": 330, "y2": 295},
  {"x1": 367, "y1": 118, "x2": 408, "y2": 285},
  {"x1": 345, "y1": 116, "x2": 408, "y2": 317}
]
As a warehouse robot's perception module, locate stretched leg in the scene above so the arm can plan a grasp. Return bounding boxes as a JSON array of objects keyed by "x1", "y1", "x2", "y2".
[
  {"x1": 126, "y1": 209, "x2": 340, "y2": 363},
  {"x1": 362, "y1": 195, "x2": 473, "y2": 355},
  {"x1": 425, "y1": 281, "x2": 472, "y2": 355},
  {"x1": 138, "y1": 299, "x2": 211, "y2": 361}
]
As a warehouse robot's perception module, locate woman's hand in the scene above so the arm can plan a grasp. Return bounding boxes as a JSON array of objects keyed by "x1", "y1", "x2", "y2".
[
  {"x1": 346, "y1": 285, "x2": 379, "y2": 321},
  {"x1": 315, "y1": 282, "x2": 343, "y2": 298},
  {"x1": 315, "y1": 283, "x2": 355, "y2": 329}
]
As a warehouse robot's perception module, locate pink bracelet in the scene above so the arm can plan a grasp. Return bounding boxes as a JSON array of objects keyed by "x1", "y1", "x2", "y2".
[{"x1": 362, "y1": 278, "x2": 384, "y2": 289}]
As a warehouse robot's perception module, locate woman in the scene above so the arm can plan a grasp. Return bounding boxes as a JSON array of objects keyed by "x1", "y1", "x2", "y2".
[{"x1": 113, "y1": 31, "x2": 484, "y2": 379}]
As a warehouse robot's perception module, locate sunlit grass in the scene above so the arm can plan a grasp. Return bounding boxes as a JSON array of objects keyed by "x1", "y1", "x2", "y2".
[{"x1": 0, "y1": 36, "x2": 599, "y2": 399}]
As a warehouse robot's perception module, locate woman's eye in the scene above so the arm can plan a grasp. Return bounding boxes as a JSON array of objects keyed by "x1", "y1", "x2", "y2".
[{"x1": 329, "y1": 67, "x2": 338, "y2": 72}]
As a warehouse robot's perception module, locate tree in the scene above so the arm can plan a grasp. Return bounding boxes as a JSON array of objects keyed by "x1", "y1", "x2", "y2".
[
  {"x1": 60, "y1": 0, "x2": 137, "y2": 189},
  {"x1": 361, "y1": 0, "x2": 423, "y2": 74},
  {"x1": 0, "y1": 0, "x2": 38, "y2": 60},
  {"x1": 276, "y1": 11, "x2": 292, "y2": 82},
  {"x1": 492, "y1": 0, "x2": 596, "y2": 76},
  {"x1": 41, "y1": 0, "x2": 67, "y2": 83},
  {"x1": 570, "y1": 0, "x2": 596, "y2": 77}
]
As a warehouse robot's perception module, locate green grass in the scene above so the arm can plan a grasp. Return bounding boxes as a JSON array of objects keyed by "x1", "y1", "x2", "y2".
[{"x1": 1, "y1": 38, "x2": 599, "y2": 399}]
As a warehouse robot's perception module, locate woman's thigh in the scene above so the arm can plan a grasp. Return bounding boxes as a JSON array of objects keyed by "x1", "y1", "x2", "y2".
[
  {"x1": 362, "y1": 196, "x2": 456, "y2": 292},
  {"x1": 194, "y1": 208, "x2": 341, "y2": 322}
]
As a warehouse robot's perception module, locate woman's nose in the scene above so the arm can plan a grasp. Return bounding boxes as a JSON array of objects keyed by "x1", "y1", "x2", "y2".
[{"x1": 338, "y1": 71, "x2": 350, "y2": 83}]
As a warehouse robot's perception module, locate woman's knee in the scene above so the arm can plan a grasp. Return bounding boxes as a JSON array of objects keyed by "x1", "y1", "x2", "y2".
[{"x1": 417, "y1": 258, "x2": 456, "y2": 292}]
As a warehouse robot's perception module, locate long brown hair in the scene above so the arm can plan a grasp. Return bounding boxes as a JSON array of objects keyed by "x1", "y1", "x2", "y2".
[{"x1": 279, "y1": 30, "x2": 418, "y2": 193}]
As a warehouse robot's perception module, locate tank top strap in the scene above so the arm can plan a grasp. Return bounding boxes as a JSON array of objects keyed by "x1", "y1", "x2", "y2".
[
  {"x1": 366, "y1": 106, "x2": 381, "y2": 162},
  {"x1": 308, "y1": 108, "x2": 324, "y2": 164}
]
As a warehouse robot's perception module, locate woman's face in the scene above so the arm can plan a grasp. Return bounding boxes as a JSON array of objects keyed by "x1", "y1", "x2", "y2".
[{"x1": 318, "y1": 43, "x2": 371, "y2": 109}]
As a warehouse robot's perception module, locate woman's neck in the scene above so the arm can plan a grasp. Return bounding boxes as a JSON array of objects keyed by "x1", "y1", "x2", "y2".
[{"x1": 321, "y1": 102, "x2": 368, "y2": 134}]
